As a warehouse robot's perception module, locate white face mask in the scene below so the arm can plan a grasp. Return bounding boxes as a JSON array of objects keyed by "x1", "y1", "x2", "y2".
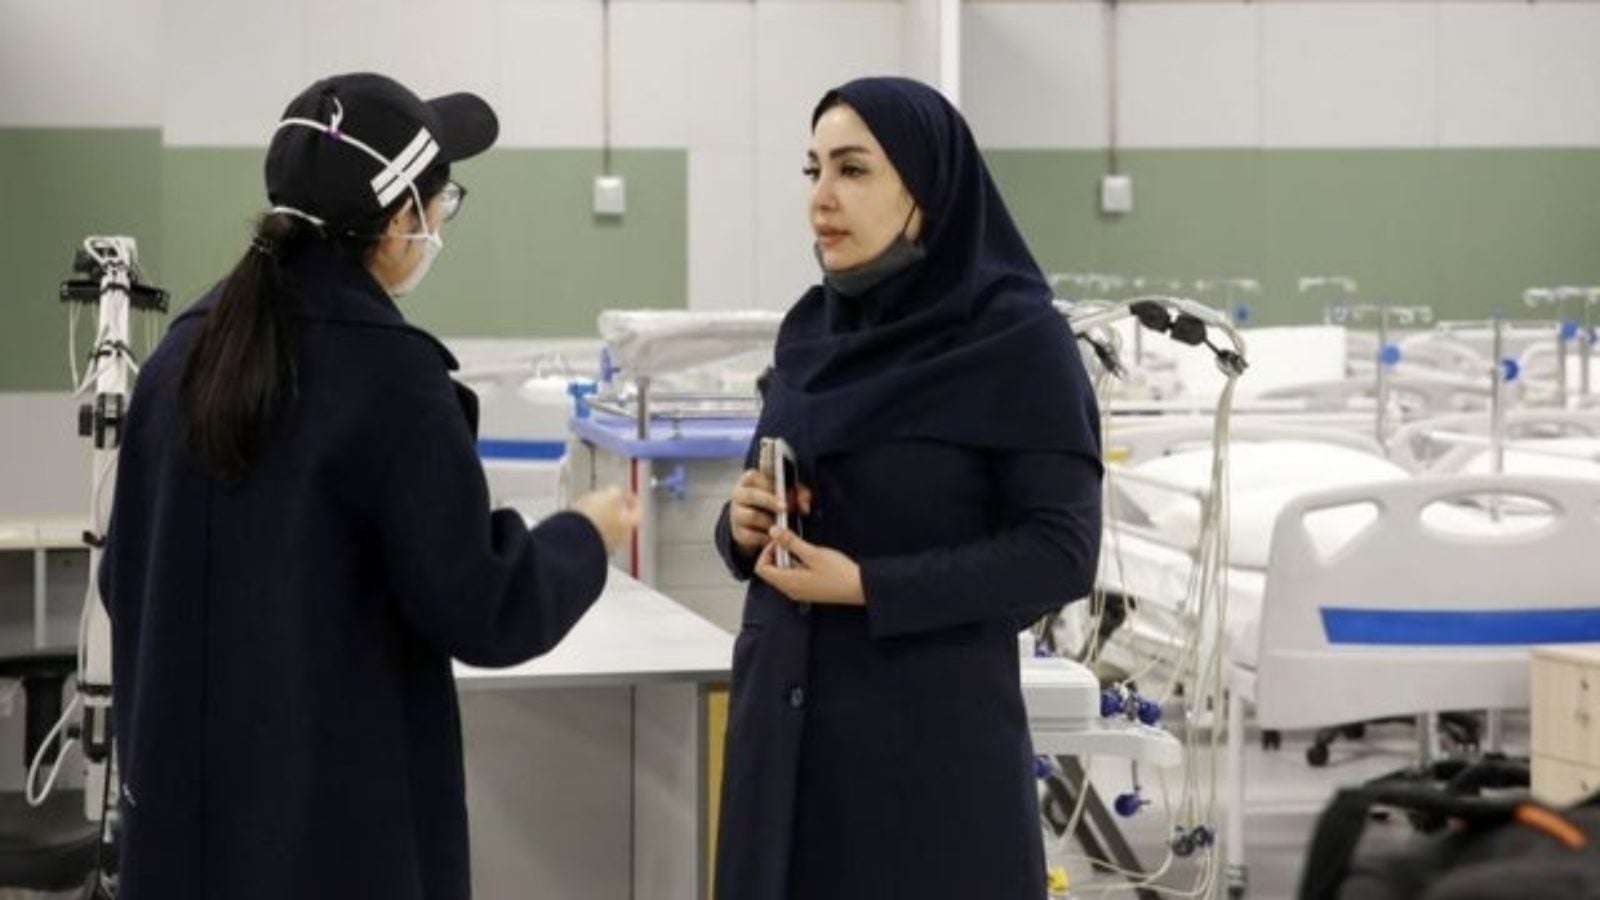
[{"x1": 389, "y1": 210, "x2": 443, "y2": 299}]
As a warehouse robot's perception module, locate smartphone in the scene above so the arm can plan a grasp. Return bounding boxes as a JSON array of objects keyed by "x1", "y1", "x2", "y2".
[{"x1": 758, "y1": 437, "x2": 802, "y2": 568}]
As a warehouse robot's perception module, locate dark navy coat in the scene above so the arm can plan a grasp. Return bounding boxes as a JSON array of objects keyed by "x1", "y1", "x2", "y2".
[
  {"x1": 713, "y1": 440, "x2": 1102, "y2": 899},
  {"x1": 100, "y1": 244, "x2": 609, "y2": 899}
]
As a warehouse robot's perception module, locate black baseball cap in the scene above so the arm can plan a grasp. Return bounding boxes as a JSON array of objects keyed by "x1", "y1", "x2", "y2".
[{"x1": 265, "y1": 72, "x2": 499, "y2": 229}]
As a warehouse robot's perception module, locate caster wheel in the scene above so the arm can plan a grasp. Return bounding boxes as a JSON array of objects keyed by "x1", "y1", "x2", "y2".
[
  {"x1": 1261, "y1": 730, "x2": 1282, "y2": 751},
  {"x1": 1306, "y1": 743, "x2": 1330, "y2": 767}
]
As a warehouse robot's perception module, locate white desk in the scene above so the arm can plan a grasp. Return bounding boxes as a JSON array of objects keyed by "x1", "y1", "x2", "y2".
[
  {"x1": 453, "y1": 569, "x2": 733, "y2": 900},
  {"x1": 455, "y1": 570, "x2": 733, "y2": 690}
]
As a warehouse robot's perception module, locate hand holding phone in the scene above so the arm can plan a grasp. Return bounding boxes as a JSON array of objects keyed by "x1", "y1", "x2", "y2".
[{"x1": 759, "y1": 437, "x2": 804, "y2": 568}]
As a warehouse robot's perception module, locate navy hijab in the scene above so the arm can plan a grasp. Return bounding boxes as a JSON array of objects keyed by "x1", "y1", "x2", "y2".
[{"x1": 759, "y1": 76, "x2": 1100, "y2": 464}]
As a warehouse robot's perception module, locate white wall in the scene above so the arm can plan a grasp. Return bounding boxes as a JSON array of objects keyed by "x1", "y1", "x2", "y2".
[
  {"x1": 0, "y1": 394, "x2": 92, "y2": 518},
  {"x1": 962, "y1": 0, "x2": 1600, "y2": 150},
  {"x1": 0, "y1": 0, "x2": 163, "y2": 127}
]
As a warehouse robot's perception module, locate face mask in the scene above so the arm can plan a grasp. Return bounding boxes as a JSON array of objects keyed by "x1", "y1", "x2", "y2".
[
  {"x1": 815, "y1": 203, "x2": 925, "y2": 298},
  {"x1": 816, "y1": 233, "x2": 925, "y2": 298},
  {"x1": 389, "y1": 221, "x2": 443, "y2": 298}
]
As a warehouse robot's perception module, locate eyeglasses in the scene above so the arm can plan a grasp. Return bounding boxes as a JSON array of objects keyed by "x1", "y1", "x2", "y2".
[{"x1": 436, "y1": 181, "x2": 468, "y2": 222}]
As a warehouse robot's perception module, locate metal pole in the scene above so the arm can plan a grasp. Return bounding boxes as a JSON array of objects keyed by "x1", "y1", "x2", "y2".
[
  {"x1": 1582, "y1": 290, "x2": 1595, "y2": 399},
  {"x1": 636, "y1": 376, "x2": 651, "y2": 441},
  {"x1": 1375, "y1": 300, "x2": 1391, "y2": 449}
]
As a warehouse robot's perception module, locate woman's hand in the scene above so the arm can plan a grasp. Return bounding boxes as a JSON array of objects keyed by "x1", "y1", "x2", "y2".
[
  {"x1": 755, "y1": 526, "x2": 865, "y2": 606},
  {"x1": 727, "y1": 469, "x2": 811, "y2": 559},
  {"x1": 571, "y1": 487, "x2": 643, "y2": 553}
]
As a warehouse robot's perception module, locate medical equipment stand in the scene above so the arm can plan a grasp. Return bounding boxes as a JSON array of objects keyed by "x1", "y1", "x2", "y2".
[
  {"x1": 1524, "y1": 288, "x2": 1573, "y2": 409},
  {"x1": 1329, "y1": 296, "x2": 1431, "y2": 450},
  {"x1": 1582, "y1": 288, "x2": 1600, "y2": 400},
  {"x1": 60, "y1": 236, "x2": 168, "y2": 895}
]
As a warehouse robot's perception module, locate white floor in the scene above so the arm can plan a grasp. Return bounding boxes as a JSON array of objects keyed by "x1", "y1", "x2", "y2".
[{"x1": 1045, "y1": 716, "x2": 1529, "y2": 899}]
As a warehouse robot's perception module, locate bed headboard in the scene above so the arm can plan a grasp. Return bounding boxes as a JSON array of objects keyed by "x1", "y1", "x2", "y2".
[{"x1": 1253, "y1": 473, "x2": 1600, "y2": 729}]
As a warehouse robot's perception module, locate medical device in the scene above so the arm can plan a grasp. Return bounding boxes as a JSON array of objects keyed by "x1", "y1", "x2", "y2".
[
  {"x1": 584, "y1": 310, "x2": 781, "y2": 439},
  {"x1": 1321, "y1": 295, "x2": 1433, "y2": 449},
  {"x1": 1049, "y1": 295, "x2": 1250, "y2": 898},
  {"x1": 57, "y1": 236, "x2": 168, "y2": 896}
]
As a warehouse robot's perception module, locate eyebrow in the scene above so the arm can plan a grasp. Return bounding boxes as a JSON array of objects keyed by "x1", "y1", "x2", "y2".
[{"x1": 806, "y1": 145, "x2": 874, "y2": 161}]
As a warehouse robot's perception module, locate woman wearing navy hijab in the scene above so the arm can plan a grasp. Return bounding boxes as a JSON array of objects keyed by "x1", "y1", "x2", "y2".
[{"x1": 713, "y1": 77, "x2": 1103, "y2": 898}]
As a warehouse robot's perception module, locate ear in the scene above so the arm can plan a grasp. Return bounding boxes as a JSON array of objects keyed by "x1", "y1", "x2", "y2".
[{"x1": 384, "y1": 198, "x2": 418, "y2": 237}]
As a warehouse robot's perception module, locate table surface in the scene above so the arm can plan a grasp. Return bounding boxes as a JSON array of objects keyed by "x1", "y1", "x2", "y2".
[
  {"x1": 454, "y1": 568, "x2": 737, "y2": 690},
  {"x1": 0, "y1": 517, "x2": 87, "y2": 552}
]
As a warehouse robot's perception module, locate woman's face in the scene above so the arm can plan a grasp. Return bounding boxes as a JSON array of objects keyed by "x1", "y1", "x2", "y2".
[{"x1": 806, "y1": 102, "x2": 923, "y2": 272}]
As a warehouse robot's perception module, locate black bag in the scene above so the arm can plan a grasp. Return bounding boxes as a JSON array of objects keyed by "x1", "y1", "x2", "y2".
[{"x1": 1300, "y1": 781, "x2": 1600, "y2": 900}]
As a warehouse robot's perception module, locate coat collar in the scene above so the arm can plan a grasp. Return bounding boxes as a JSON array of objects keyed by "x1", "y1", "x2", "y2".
[{"x1": 173, "y1": 242, "x2": 460, "y2": 371}]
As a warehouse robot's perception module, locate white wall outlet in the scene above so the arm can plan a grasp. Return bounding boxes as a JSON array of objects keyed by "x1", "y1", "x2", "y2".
[
  {"x1": 1100, "y1": 174, "x2": 1133, "y2": 216},
  {"x1": 593, "y1": 174, "x2": 626, "y2": 218}
]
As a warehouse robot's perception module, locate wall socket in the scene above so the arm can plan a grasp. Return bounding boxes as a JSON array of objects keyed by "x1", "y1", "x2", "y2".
[
  {"x1": 593, "y1": 174, "x2": 626, "y2": 218},
  {"x1": 1100, "y1": 174, "x2": 1133, "y2": 215}
]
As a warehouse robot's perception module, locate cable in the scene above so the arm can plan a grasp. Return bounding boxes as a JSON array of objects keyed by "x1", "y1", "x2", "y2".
[
  {"x1": 25, "y1": 694, "x2": 81, "y2": 807},
  {"x1": 69, "y1": 300, "x2": 84, "y2": 388}
]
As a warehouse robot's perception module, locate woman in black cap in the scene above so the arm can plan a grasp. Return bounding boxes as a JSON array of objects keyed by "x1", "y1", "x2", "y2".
[
  {"x1": 714, "y1": 77, "x2": 1103, "y2": 898},
  {"x1": 100, "y1": 72, "x2": 639, "y2": 899}
]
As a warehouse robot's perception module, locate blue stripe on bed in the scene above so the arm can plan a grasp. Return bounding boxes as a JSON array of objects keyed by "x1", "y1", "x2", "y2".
[
  {"x1": 477, "y1": 439, "x2": 567, "y2": 461},
  {"x1": 1320, "y1": 607, "x2": 1600, "y2": 646}
]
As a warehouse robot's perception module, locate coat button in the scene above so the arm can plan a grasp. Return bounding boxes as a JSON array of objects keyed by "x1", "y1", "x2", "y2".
[{"x1": 787, "y1": 685, "x2": 806, "y2": 709}]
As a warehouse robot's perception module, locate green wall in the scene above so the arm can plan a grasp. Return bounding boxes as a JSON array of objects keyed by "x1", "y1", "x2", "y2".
[
  {"x1": 1, "y1": 131, "x2": 688, "y2": 390},
  {"x1": 5, "y1": 132, "x2": 1599, "y2": 390},
  {"x1": 157, "y1": 147, "x2": 689, "y2": 339},
  {"x1": 0, "y1": 129, "x2": 164, "y2": 392},
  {"x1": 987, "y1": 148, "x2": 1600, "y2": 325}
]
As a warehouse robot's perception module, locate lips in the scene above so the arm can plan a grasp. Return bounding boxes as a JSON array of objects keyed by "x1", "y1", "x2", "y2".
[{"x1": 815, "y1": 226, "x2": 849, "y2": 247}]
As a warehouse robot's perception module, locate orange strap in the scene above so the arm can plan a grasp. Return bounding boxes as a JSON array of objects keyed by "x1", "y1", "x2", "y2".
[{"x1": 1514, "y1": 804, "x2": 1588, "y2": 851}]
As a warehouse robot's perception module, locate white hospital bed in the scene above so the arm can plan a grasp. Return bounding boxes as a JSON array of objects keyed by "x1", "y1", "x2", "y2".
[
  {"x1": 1224, "y1": 473, "x2": 1600, "y2": 893},
  {"x1": 1094, "y1": 422, "x2": 1408, "y2": 676},
  {"x1": 1391, "y1": 409, "x2": 1600, "y2": 476}
]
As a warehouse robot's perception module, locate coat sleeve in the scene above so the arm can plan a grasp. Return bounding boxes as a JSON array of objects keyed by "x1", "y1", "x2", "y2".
[
  {"x1": 374, "y1": 400, "x2": 610, "y2": 668},
  {"x1": 859, "y1": 449, "x2": 1101, "y2": 639}
]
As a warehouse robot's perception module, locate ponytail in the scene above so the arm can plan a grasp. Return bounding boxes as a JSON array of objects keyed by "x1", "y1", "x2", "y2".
[{"x1": 180, "y1": 213, "x2": 310, "y2": 483}]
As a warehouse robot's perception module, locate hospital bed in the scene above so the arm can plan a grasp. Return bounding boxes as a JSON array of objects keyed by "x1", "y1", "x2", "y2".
[
  {"x1": 1390, "y1": 409, "x2": 1600, "y2": 475},
  {"x1": 1091, "y1": 422, "x2": 1409, "y2": 680},
  {"x1": 1224, "y1": 473, "x2": 1600, "y2": 895}
]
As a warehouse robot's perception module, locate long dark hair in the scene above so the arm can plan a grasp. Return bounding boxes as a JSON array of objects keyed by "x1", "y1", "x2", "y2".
[{"x1": 180, "y1": 168, "x2": 448, "y2": 482}]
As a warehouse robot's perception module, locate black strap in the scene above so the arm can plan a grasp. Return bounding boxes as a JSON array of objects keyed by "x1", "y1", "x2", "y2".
[{"x1": 1298, "y1": 784, "x2": 1524, "y2": 900}]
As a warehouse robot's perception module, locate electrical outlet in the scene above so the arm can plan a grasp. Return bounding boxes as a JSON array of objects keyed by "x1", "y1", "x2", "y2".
[
  {"x1": 1100, "y1": 174, "x2": 1133, "y2": 216},
  {"x1": 593, "y1": 174, "x2": 626, "y2": 218}
]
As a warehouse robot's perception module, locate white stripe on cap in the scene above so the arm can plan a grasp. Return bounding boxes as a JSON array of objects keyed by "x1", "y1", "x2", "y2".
[{"x1": 371, "y1": 127, "x2": 439, "y2": 207}]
